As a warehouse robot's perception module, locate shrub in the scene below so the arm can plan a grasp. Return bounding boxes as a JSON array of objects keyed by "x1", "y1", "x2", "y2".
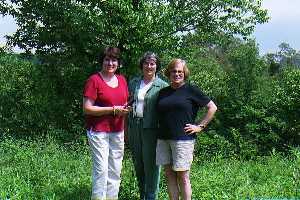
[
  {"x1": 0, "y1": 52, "x2": 87, "y2": 140},
  {"x1": 0, "y1": 53, "x2": 51, "y2": 137}
]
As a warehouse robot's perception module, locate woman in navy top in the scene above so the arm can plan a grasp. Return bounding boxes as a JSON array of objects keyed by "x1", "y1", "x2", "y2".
[{"x1": 156, "y1": 59, "x2": 217, "y2": 200}]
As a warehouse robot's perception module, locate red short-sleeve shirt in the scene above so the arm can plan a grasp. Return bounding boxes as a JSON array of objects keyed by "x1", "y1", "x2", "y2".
[{"x1": 83, "y1": 73, "x2": 129, "y2": 132}]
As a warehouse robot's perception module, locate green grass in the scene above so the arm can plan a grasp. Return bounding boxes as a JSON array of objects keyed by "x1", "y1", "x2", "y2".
[
  {"x1": 0, "y1": 136, "x2": 91, "y2": 200},
  {"x1": 190, "y1": 154, "x2": 300, "y2": 200},
  {"x1": 0, "y1": 137, "x2": 299, "y2": 200}
]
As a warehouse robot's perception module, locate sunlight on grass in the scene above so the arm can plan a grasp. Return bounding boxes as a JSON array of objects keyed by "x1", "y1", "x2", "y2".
[{"x1": 0, "y1": 138, "x2": 299, "y2": 199}]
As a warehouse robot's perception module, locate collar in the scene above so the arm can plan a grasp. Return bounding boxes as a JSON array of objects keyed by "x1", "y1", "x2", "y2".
[{"x1": 139, "y1": 75, "x2": 161, "y2": 87}]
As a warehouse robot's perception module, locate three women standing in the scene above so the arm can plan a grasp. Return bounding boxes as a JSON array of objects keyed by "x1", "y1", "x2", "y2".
[
  {"x1": 127, "y1": 52, "x2": 168, "y2": 200},
  {"x1": 83, "y1": 47, "x2": 130, "y2": 200},
  {"x1": 83, "y1": 48, "x2": 217, "y2": 200}
]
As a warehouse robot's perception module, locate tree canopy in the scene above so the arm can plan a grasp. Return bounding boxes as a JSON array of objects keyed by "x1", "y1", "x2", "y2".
[
  {"x1": 1, "y1": 0, "x2": 268, "y2": 70},
  {"x1": 264, "y1": 42, "x2": 300, "y2": 75}
]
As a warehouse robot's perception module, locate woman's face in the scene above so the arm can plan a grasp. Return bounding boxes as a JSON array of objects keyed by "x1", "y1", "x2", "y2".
[
  {"x1": 170, "y1": 62, "x2": 185, "y2": 87},
  {"x1": 102, "y1": 56, "x2": 118, "y2": 74},
  {"x1": 143, "y1": 58, "x2": 157, "y2": 79}
]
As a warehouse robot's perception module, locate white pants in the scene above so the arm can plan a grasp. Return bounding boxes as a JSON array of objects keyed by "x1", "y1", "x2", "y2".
[{"x1": 87, "y1": 130, "x2": 124, "y2": 200}]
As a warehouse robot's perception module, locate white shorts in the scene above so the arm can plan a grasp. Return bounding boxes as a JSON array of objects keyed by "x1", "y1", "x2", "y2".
[{"x1": 156, "y1": 139, "x2": 195, "y2": 171}]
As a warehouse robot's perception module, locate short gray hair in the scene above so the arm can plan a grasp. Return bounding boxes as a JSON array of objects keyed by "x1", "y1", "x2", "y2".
[{"x1": 139, "y1": 51, "x2": 161, "y2": 71}]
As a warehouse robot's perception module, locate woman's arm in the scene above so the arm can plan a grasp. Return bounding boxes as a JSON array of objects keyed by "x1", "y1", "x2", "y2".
[
  {"x1": 83, "y1": 97, "x2": 114, "y2": 116},
  {"x1": 197, "y1": 100, "x2": 217, "y2": 128},
  {"x1": 83, "y1": 97, "x2": 130, "y2": 116},
  {"x1": 184, "y1": 100, "x2": 217, "y2": 134}
]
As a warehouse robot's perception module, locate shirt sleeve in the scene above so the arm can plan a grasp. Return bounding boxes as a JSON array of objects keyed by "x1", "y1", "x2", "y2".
[
  {"x1": 190, "y1": 84, "x2": 211, "y2": 107},
  {"x1": 83, "y1": 75, "x2": 98, "y2": 101}
]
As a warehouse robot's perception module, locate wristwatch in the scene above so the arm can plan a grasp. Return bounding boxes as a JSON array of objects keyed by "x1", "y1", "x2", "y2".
[{"x1": 197, "y1": 124, "x2": 205, "y2": 129}]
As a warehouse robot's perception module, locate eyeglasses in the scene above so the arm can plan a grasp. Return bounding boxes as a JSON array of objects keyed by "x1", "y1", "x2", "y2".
[{"x1": 170, "y1": 70, "x2": 184, "y2": 74}]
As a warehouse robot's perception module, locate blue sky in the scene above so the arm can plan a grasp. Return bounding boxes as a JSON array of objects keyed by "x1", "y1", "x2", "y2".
[
  {"x1": 1, "y1": 0, "x2": 300, "y2": 55},
  {"x1": 0, "y1": 14, "x2": 16, "y2": 46},
  {"x1": 252, "y1": 0, "x2": 300, "y2": 54}
]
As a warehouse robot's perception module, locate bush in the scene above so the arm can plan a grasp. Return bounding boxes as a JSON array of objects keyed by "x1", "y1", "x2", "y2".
[
  {"x1": 273, "y1": 68, "x2": 300, "y2": 147},
  {"x1": 0, "y1": 53, "x2": 51, "y2": 137},
  {"x1": 188, "y1": 41, "x2": 300, "y2": 158},
  {"x1": 1, "y1": 40, "x2": 299, "y2": 158},
  {"x1": 0, "y1": 52, "x2": 87, "y2": 140}
]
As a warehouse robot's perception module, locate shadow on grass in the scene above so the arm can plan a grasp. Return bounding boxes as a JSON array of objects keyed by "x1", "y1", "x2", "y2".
[{"x1": 54, "y1": 184, "x2": 90, "y2": 200}]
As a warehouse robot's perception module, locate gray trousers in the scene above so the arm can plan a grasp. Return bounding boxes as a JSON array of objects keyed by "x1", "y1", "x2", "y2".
[{"x1": 128, "y1": 119, "x2": 160, "y2": 200}]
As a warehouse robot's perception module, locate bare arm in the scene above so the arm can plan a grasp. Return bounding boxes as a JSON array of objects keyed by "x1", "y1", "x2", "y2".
[
  {"x1": 197, "y1": 100, "x2": 218, "y2": 127},
  {"x1": 184, "y1": 100, "x2": 217, "y2": 134},
  {"x1": 83, "y1": 97, "x2": 114, "y2": 116},
  {"x1": 83, "y1": 97, "x2": 130, "y2": 116}
]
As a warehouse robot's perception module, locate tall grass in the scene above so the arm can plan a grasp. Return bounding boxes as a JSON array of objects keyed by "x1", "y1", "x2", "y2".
[
  {"x1": 190, "y1": 153, "x2": 300, "y2": 199},
  {"x1": 0, "y1": 136, "x2": 91, "y2": 199},
  {"x1": 0, "y1": 137, "x2": 299, "y2": 199}
]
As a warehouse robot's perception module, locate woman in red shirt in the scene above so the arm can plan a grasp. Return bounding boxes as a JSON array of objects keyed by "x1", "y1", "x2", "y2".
[{"x1": 83, "y1": 47, "x2": 130, "y2": 200}]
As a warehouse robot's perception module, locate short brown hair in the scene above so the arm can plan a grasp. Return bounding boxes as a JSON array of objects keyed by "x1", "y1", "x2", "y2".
[
  {"x1": 98, "y1": 47, "x2": 121, "y2": 65},
  {"x1": 164, "y1": 59, "x2": 190, "y2": 80}
]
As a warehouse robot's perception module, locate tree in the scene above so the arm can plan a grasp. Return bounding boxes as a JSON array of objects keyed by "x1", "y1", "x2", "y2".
[
  {"x1": 0, "y1": 0, "x2": 268, "y2": 72},
  {"x1": 264, "y1": 42, "x2": 300, "y2": 76},
  {"x1": 0, "y1": 0, "x2": 269, "y2": 141}
]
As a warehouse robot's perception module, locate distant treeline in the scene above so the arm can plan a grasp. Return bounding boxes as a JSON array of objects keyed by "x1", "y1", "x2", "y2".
[{"x1": 1, "y1": 39, "x2": 299, "y2": 158}]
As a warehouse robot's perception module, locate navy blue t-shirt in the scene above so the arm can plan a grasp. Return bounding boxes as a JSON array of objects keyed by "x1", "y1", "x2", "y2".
[{"x1": 157, "y1": 84, "x2": 210, "y2": 140}]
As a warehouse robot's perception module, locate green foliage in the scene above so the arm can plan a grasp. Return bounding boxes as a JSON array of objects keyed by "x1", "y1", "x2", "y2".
[
  {"x1": 222, "y1": 44, "x2": 299, "y2": 157},
  {"x1": 192, "y1": 153, "x2": 299, "y2": 199},
  {"x1": 264, "y1": 42, "x2": 300, "y2": 75},
  {"x1": 195, "y1": 130, "x2": 235, "y2": 158},
  {"x1": 0, "y1": 52, "x2": 86, "y2": 139},
  {"x1": 189, "y1": 51, "x2": 228, "y2": 99},
  {"x1": 0, "y1": 53, "x2": 51, "y2": 136},
  {"x1": 1, "y1": 38, "x2": 299, "y2": 158},
  {"x1": 0, "y1": 137, "x2": 91, "y2": 200},
  {"x1": 273, "y1": 68, "x2": 300, "y2": 146},
  {"x1": 183, "y1": 40, "x2": 300, "y2": 158},
  {"x1": 1, "y1": 0, "x2": 280, "y2": 158},
  {"x1": 1, "y1": 0, "x2": 268, "y2": 73},
  {"x1": 0, "y1": 138, "x2": 298, "y2": 199}
]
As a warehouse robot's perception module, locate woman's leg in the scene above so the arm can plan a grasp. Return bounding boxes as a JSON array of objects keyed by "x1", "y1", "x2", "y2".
[
  {"x1": 177, "y1": 170, "x2": 192, "y2": 200},
  {"x1": 128, "y1": 120, "x2": 145, "y2": 199},
  {"x1": 143, "y1": 129, "x2": 160, "y2": 200},
  {"x1": 107, "y1": 131, "x2": 124, "y2": 199},
  {"x1": 170, "y1": 139, "x2": 195, "y2": 200},
  {"x1": 87, "y1": 130, "x2": 109, "y2": 200},
  {"x1": 164, "y1": 164, "x2": 179, "y2": 200}
]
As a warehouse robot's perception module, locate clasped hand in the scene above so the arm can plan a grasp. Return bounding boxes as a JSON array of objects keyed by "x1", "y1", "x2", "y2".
[{"x1": 114, "y1": 106, "x2": 132, "y2": 116}]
